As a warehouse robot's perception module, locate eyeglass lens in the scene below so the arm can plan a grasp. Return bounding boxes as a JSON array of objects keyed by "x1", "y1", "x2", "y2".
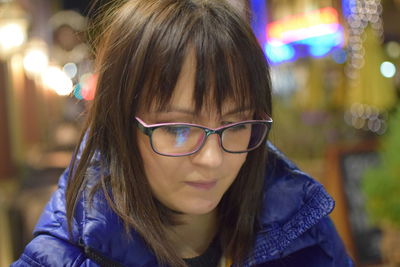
[{"x1": 151, "y1": 122, "x2": 268, "y2": 155}]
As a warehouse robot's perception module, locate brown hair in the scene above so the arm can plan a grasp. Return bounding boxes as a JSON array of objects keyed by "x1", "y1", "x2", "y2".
[{"x1": 66, "y1": 0, "x2": 272, "y2": 266}]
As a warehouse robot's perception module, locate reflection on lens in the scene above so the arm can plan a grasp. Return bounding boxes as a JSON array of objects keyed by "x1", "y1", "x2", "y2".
[
  {"x1": 150, "y1": 122, "x2": 270, "y2": 156},
  {"x1": 152, "y1": 126, "x2": 204, "y2": 155},
  {"x1": 222, "y1": 123, "x2": 268, "y2": 152}
]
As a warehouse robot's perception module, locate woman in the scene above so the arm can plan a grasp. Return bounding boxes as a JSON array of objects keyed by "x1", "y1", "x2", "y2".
[{"x1": 13, "y1": 0, "x2": 352, "y2": 266}]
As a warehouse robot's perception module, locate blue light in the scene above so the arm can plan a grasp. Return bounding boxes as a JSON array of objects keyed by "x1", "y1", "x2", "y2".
[
  {"x1": 250, "y1": 0, "x2": 268, "y2": 45},
  {"x1": 73, "y1": 84, "x2": 83, "y2": 100},
  {"x1": 252, "y1": 1, "x2": 344, "y2": 63},
  {"x1": 342, "y1": 0, "x2": 352, "y2": 18},
  {"x1": 309, "y1": 45, "x2": 332, "y2": 57},
  {"x1": 342, "y1": 0, "x2": 358, "y2": 18},
  {"x1": 292, "y1": 30, "x2": 344, "y2": 58},
  {"x1": 264, "y1": 29, "x2": 344, "y2": 62},
  {"x1": 265, "y1": 42, "x2": 296, "y2": 64},
  {"x1": 331, "y1": 48, "x2": 347, "y2": 64},
  {"x1": 294, "y1": 30, "x2": 343, "y2": 48}
]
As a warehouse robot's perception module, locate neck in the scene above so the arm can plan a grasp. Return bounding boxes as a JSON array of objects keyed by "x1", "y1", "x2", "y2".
[{"x1": 167, "y1": 209, "x2": 218, "y2": 258}]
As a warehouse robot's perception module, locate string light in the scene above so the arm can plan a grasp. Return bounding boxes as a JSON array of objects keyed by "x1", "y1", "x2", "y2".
[
  {"x1": 342, "y1": 0, "x2": 387, "y2": 133},
  {"x1": 344, "y1": 103, "x2": 387, "y2": 134},
  {"x1": 344, "y1": 0, "x2": 384, "y2": 78}
]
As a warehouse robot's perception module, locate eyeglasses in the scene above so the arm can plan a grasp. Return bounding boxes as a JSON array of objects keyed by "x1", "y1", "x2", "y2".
[{"x1": 135, "y1": 115, "x2": 273, "y2": 157}]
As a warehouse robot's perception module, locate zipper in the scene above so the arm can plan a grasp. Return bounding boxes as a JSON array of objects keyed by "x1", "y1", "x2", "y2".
[{"x1": 84, "y1": 246, "x2": 126, "y2": 267}]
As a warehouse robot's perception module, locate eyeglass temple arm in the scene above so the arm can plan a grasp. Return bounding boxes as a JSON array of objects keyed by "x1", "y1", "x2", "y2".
[{"x1": 136, "y1": 118, "x2": 153, "y2": 136}]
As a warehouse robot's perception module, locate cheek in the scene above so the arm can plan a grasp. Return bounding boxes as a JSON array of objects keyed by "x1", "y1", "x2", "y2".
[
  {"x1": 137, "y1": 131, "x2": 248, "y2": 214},
  {"x1": 137, "y1": 132, "x2": 193, "y2": 212},
  {"x1": 137, "y1": 132, "x2": 185, "y2": 188},
  {"x1": 227, "y1": 154, "x2": 247, "y2": 176},
  {"x1": 137, "y1": 133, "x2": 165, "y2": 179}
]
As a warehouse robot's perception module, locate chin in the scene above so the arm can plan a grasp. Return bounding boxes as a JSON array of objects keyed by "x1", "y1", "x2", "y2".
[{"x1": 177, "y1": 198, "x2": 219, "y2": 215}]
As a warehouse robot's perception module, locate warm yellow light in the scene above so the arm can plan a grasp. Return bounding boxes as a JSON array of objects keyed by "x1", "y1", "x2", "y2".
[
  {"x1": 23, "y1": 49, "x2": 49, "y2": 75},
  {"x1": 0, "y1": 23, "x2": 26, "y2": 51},
  {"x1": 42, "y1": 66, "x2": 73, "y2": 96}
]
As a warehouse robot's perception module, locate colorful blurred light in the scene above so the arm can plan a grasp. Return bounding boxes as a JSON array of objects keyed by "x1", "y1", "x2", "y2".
[
  {"x1": 309, "y1": 45, "x2": 332, "y2": 57},
  {"x1": 262, "y1": 7, "x2": 343, "y2": 64},
  {"x1": 380, "y1": 61, "x2": 396, "y2": 78},
  {"x1": 0, "y1": 23, "x2": 26, "y2": 51},
  {"x1": 331, "y1": 48, "x2": 347, "y2": 64},
  {"x1": 42, "y1": 66, "x2": 73, "y2": 96},
  {"x1": 294, "y1": 29, "x2": 343, "y2": 47},
  {"x1": 250, "y1": 0, "x2": 268, "y2": 46},
  {"x1": 79, "y1": 73, "x2": 97, "y2": 100},
  {"x1": 264, "y1": 41, "x2": 296, "y2": 64},
  {"x1": 385, "y1": 41, "x2": 400, "y2": 59},
  {"x1": 63, "y1": 62, "x2": 78, "y2": 78},
  {"x1": 267, "y1": 7, "x2": 340, "y2": 44},
  {"x1": 73, "y1": 84, "x2": 83, "y2": 100},
  {"x1": 23, "y1": 48, "x2": 48, "y2": 75},
  {"x1": 341, "y1": 0, "x2": 356, "y2": 18}
]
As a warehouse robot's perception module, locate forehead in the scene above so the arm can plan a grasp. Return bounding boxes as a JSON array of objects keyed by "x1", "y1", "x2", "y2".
[{"x1": 148, "y1": 51, "x2": 248, "y2": 117}]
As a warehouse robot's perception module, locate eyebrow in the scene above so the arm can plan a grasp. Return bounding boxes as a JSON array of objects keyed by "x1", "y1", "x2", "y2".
[{"x1": 161, "y1": 106, "x2": 252, "y2": 116}]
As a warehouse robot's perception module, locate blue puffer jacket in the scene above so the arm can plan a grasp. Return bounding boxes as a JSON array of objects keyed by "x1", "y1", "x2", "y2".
[{"x1": 12, "y1": 142, "x2": 353, "y2": 267}]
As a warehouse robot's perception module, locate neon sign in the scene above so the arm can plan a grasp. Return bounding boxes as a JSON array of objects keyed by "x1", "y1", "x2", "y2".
[
  {"x1": 267, "y1": 7, "x2": 340, "y2": 44},
  {"x1": 257, "y1": 7, "x2": 344, "y2": 64}
]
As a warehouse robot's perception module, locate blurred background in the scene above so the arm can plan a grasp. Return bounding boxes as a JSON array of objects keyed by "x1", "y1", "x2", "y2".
[{"x1": 0, "y1": 0, "x2": 399, "y2": 266}]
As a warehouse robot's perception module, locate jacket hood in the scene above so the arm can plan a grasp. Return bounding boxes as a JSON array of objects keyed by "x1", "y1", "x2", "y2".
[{"x1": 33, "y1": 141, "x2": 334, "y2": 267}]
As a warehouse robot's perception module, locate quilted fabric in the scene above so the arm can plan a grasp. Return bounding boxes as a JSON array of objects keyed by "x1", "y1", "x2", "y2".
[{"x1": 11, "y1": 142, "x2": 353, "y2": 267}]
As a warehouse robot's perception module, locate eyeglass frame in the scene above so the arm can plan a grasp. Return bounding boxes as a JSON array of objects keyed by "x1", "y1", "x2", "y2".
[{"x1": 135, "y1": 115, "x2": 273, "y2": 157}]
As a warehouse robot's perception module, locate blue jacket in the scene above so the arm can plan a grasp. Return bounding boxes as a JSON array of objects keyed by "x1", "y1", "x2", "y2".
[{"x1": 12, "y1": 143, "x2": 353, "y2": 266}]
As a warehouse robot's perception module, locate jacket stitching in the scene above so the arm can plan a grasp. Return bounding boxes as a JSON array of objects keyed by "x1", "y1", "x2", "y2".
[
  {"x1": 20, "y1": 253, "x2": 45, "y2": 267},
  {"x1": 72, "y1": 252, "x2": 87, "y2": 267},
  {"x1": 243, "y1": 185, "x2": 335, "y2": 266}
]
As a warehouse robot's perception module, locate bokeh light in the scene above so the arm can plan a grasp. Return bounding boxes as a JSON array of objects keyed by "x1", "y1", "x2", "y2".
[
  {"x1": 345, "y1": 103, "x2": 387, "y2": 134},
  {"x1": 380, "y1": 61, "x2": 396, "y2": 78},
  {"x1": 79, "y1": 73, "x2": 97, "y2": 100},
  {"x1": 264, "y1": 42, "x2": 296, "y2": 64},
  {"x1": 42, "y1": 66, "x2": 73, "y2": 96},
  {"x1": 0, "y1": 23, "x2": 26, "y2": 51},
  {"x1": 331, "y1": 48, "x2": 347, "y2": 64},
  {"x1": 63, "y1": 62, "x2": 78, "y2": 78},
  {"x1": 385, "y1": 41, "x2": 400, "y2": 58},
  {"x1": 23, "y1": 49, "x2": 48, "y2": 75}
]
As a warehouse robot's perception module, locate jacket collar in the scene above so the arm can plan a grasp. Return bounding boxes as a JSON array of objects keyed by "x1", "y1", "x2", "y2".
[
  {"x1": 242, "y1": 143, "x2": 334, "y2": 266},
  {"x1": 34, "y1": 142, "x2": 334, "y2": 266}
]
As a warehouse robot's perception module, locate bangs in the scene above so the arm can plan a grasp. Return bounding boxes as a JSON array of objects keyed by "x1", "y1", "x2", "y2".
[
  {"x1": 78, "y1": 1, "x2": 273, "y2": 265},
  {"x1": 138, "y1": 1, "x2": 270, "y2": 117}
]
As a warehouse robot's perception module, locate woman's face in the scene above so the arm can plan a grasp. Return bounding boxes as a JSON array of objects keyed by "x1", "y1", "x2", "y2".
[{"x1": 137, "y1": 53, "x2": 250, "y2": 216}]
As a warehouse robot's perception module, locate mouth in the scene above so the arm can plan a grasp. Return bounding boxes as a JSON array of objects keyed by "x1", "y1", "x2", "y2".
[{"x1": 184, "y1": 180, "x2": 217, "y2": 190}]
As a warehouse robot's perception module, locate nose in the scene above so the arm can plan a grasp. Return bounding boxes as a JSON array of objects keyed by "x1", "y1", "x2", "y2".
[{"x1": 191, "y1": 133, "x2": 223, "y2": 168}]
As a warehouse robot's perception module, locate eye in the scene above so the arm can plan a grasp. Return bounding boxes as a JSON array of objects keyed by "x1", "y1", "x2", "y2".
[
  {"x1": 161, "y1": 126, "x2": 191, "y2": 135},
  {"x1": 225, "y1": 123, "x2": 249, "y2": 132}
]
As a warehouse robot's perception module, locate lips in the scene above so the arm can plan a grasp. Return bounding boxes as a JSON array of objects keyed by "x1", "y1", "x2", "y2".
[{"x1": 184, "y1": 180, "x2": 217, "y2": 190}]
